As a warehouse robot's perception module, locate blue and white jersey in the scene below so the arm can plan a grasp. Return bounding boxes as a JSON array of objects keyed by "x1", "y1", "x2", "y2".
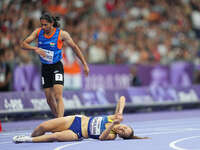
[
  {"x1": 88, "y1": 116, "x2": 110, "y2": 139},
  {"x1": 37, "y1": 28, "x2": 63, "y2": 64}
]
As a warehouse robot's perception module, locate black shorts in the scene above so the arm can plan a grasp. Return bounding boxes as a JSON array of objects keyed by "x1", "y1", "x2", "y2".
[{"x1": 41, "y1": 61, "x2": 64, "y2": 88}]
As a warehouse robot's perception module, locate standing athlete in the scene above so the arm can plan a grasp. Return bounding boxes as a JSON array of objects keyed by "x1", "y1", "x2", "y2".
[{"x1": 21, "y1": 13, "x2": 89, "y2": 118}]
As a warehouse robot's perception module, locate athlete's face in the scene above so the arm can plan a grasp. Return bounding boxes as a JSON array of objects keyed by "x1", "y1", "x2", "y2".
[
  {"x1": 40, "y1": 19, "x2": 53, "y2": 34},
  {"x1": 115, "y1": 124, "x2": 133, "y2": 138}
]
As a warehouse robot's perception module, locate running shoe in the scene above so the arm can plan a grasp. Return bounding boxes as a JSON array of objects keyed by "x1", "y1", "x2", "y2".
[{"x1": 13, "y1": 135, "x2": 32, "y2": 143}]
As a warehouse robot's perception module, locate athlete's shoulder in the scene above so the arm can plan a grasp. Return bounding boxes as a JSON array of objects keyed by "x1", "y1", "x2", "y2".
[
  {"x1": 33, "y1": 28, "x2": 42, "y2": 38},
  {"x1": 33, "y1": 28, "x2": 42, "y2": 33},
  {"x1": 60, "y1": 30, "x2": 71, "y2": 40},
  {"x1": 60, "y1": 29, "x2": 69, "y2": 35}
]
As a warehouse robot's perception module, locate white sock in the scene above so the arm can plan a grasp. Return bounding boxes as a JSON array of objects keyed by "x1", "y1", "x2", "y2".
[{"x1": 25, "y1": 136, "x2": 33, "y2": 142}]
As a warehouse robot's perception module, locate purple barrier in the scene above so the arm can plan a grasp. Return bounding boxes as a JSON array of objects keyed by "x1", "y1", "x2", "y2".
[
  {"x1": 136, "y1": 62, "x2": 193, "y2": 86},
  {"x1": 0, "y1": 85, "x2": 200, "y2": 114},
  {"x1": 82, "y1": 62, "x2": 193, "y2": 90},
  {"x1": 13, "y1": 64, "x2": 41, "y2": 91},
  {"x1": 0, "y1": 89, "x2": 130, "y2": 113},
  {"x1": 128, "y1": 85, "x2": 200, "y2": 104},
  {"x1": 82, "y1": 65, "x2": 130, "y2": 90},
  {"x1": 12, "y1": 62, "x2": 194, "y2": 91}
]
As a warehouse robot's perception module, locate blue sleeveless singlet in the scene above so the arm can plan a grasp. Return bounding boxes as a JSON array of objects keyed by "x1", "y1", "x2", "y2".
[{"x1": 37, "y1": 28, "x2": 62, "y2": 64}]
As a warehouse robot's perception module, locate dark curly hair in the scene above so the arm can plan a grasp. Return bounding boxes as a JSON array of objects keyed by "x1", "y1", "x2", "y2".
[{"x1": 40, "y1": 13, "x2": 60, "y2": 28}]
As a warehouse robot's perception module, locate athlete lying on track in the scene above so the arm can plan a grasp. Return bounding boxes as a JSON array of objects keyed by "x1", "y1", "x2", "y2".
[{"x1": 13, "y1": 96, "x2": 148, "y2": 143}]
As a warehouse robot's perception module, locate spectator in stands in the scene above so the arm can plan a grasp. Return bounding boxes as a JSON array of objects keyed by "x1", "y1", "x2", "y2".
[
  {"x1": 0, "y1": 49, "x2": 11, "y2": 91},
  {"x1": 130, "y1": 66, "x2": 142, "y2": 86},
  {"x1": 1, "y1": 0, "x2": 200, "y2": 90}
]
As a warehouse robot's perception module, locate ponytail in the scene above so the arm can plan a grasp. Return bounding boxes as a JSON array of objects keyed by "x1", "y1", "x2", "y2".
[
  {"x1": 122, "y1": 135, "x2": 149, "y2": 140},
  {"x1": 131, "y1": 136, "x2": 150, "y2": 139},
  {"x1": 121, "y1": 128, "x2": 150, "y2": 140},
  {"x1": 52, "y1": 16, "x2": 60, "y2": 28},
  {"x1": 40, "y1": 13, "x2": 60, "y2": 28}
]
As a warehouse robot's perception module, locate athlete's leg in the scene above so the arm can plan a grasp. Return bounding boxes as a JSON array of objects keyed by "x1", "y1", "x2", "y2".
[
  {"x1": 44, "y1": 88, "x2": 58, "y2": 117},
  {"x1": 13, "y1": 130, "x2": 78, "y2": 143},
  {"x1": 53, "y1": 84, "x2": 64, "y2": 118},
  {"x1": 31, "y1": 116, "x2": 73, "y2": 137},
  {"x1": 32, "y1": 130, "x2": 78, "y2": 142}
]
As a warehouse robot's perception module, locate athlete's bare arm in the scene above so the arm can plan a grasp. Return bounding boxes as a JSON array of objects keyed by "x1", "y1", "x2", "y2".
[
  {"x1": 114, "y1": 96, "x2": 126, "y2": 122},
  {"x1": 21, "y1": 28, "x2": 46, "y2": 57},
  {"x1": 115, "y1": 96, "x2": 126, "y2": 114},
  {"x1": 60, "y1": 30, "x2": 89, "y2": 76},
  {"x1": 99, "y1": 120, "x2": 119, "y2": 141}
]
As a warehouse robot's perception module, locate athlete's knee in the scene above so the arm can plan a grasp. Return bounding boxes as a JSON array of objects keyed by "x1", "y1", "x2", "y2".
[
  {"x1": 31, "y1": 124, "x2": 46, "y2": 137},
  {"x1": 50, "y1": 132, "x2": 63, "y2": 141},
  {"x1": 46, "y1": 95, "x2": 54, "y2": 104},
  {"x1": 46, "y1": 98, "x2": 52, "y2": 104},
  {"x1": 54, "y1": 92, "x2": 62, "y2": 101},
  {"x1": 53, "y1": 132, "x2": 77, "y2": 142},
  {"x1": 38, "y1": 122, "x2": 49, "y2": 132},
  {"x1": 45, "y1": 90, "x2": 55, "y2": 102}
]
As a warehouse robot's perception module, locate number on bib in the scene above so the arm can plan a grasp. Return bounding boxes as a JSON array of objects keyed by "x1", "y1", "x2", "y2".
[{"x1": 55, "y1": 74, "x2": 63, "y2": 81}]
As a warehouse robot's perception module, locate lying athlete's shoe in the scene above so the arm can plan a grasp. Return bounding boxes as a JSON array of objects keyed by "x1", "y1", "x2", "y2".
[{"x1": 13, "y1": 135, "x2": 32, "y2": 143}]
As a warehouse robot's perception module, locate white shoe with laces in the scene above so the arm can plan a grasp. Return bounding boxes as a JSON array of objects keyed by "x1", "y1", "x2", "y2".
[{"x1": 13, "y1": 135, "x2": 32, "y2": 143}]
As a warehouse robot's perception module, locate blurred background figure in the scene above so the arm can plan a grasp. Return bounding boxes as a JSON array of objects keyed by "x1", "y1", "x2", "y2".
[
  {"x1": 13, "y1": 49, "x2": 41, "y2": 91},
  {"x1": 0, "y1": 49, "x2": 11, "y2": 92},
  {"x1": 130, "y1": 66, "x2": 142, "y2": 87},
  {"x1": 62, "y1": 45, "x2": 82, "y2": 90}
]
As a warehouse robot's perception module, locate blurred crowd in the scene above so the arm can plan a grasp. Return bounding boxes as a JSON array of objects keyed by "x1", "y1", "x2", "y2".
[
  {"x1": 1, "y1": 0, "x2": 200, "y2": 65},
  {"x1": 1, "y1": 0, "x2": 200, "y2": 90}
]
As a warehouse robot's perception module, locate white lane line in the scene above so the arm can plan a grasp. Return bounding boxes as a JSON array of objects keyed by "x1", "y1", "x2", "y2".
[
  {"x1": 0, "y1": 131, "x2": 32, "y2": 136},
  {"x1": 54, "y1": 141, "x2": 90, "y2": 150},
  {"x1": 53, "y1": 129, "x2": 200, "y2": 150},
  {"x1": 137, "y1": 128, "x2": 200, "y2": 136},
  {"x1": 129, "y1": 118, "x2": 200, "y2": 125},
  {"x1": 0, "y1": 142, "x2": 12, "y2": 144},
  {"x1": 130, "y1": 117, "x2": 200, "y2": 123},
  {"x1": 135, "y1": 127, "x2": 200, "y2": 132},
  {"x1": 169, "y1": 136, "x2": 200, "y2": 150},
  {"x1": 132, "y1": 121, "x2": 200, "y2": 129}
]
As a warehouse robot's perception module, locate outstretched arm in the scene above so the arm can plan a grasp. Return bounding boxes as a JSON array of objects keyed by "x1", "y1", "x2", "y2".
[
  {"x1": 114, "y1": 96, "x2": 126, "y2": 122},
  {"x1": 115, "y1": 96, "x2": 126, "y2": 115},
  {"x1": 61, "y1": 30, "x2": 89, "y2": 76}
]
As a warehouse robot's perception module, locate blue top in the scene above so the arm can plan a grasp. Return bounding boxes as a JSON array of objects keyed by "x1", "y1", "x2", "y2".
[
  {"x1": 37, "y1": 28, "x2": 62, "y2": 64},
  {"x1": 88, "y1": 116, "x2": 110, "y2": 139}
]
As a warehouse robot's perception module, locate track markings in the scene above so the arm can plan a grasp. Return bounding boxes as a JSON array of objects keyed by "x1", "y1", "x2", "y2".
[
  {"x1": 169, "y1": 136, "x2": 200, "y2": 150},
  {"x1": 54, "y1": 141, "x2": 90, "y2": 150}
]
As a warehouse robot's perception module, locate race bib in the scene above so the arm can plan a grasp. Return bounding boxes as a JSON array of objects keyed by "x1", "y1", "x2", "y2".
[
  {"x1": 40, "y1": 48, "x2": 54, "y2": 63},
  {"x1": 55, "y1": 74, "x2": 63, "y2": 81},
  {"x1": 90, "y1": 117, "x2": 103, "y2": 135}
]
